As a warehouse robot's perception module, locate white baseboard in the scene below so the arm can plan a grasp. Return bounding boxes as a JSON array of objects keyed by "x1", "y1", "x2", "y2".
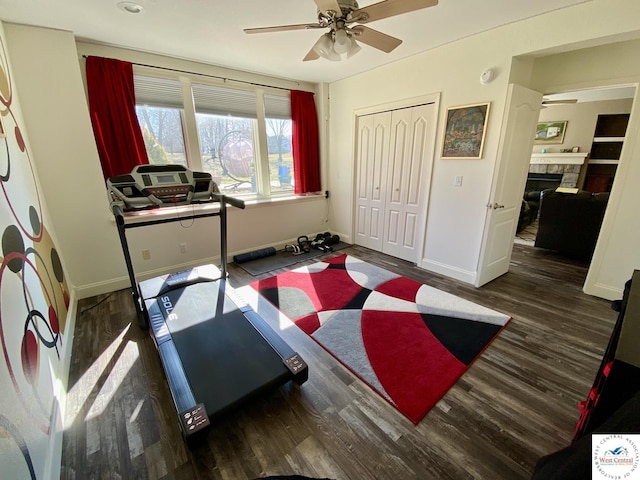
[
  {"x1": 73, "y1": 255, "x2": 221, "y2": 299},
  {"x1": 583, "y1": 281, "x2": 623, "y2": 301},
  {"x1": 419, "y1": 258, "x2": 477, "y2": 285},
  {"x1": 74, "y1": 230, "x2": 352, "y2": 300}
]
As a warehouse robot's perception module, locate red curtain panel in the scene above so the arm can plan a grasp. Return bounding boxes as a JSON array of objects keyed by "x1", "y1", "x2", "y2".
[
  {"x1": 290, "y1": 90, "x2": 321, "y2": 194},
  {"x1": 85, "y1": 56, "x2": 147, "y2": 179}
]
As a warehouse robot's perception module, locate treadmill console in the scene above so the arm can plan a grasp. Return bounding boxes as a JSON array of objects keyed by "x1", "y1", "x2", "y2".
[{"x1": 107, "y1": 165, "x2": 218, "y2": 210}]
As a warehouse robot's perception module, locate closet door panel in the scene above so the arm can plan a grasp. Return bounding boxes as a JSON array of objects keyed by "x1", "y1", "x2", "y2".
[
  {"x1": 406, "y1": 114, "x2": 429, "y2": 207},
  {"x1": 354, "y1": 112, "x2": 390, "y2": 251},
  {"x1": 382, "y1": 105, "x2": 435, "y2": 261},
  {"x1": 403, "y1": 213, "x2": 417, "y2": 248},
  {"x1": 383, "y1": 108, "x2": 415, "y2": 260},
  {"x1": 370, "y1": 207, "x2": 383, "y2": 242},
  {"x1": 386, "y1": 209, "x2": 400, "y2": 244}
]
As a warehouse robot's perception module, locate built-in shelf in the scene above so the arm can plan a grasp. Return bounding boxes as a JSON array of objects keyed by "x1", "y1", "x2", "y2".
[
  {"x1": 593, "y1": 137, "x2": 625, "y2": 142},
  {"x1": 530, "y1": 152, "x2": 588, "y2": 165},
  {"x1": 584, "y1": 113, "x2": 629, "y2": 193},
  {"x1": 589, "y1": 159, "x2": 619, "y2": 165}
]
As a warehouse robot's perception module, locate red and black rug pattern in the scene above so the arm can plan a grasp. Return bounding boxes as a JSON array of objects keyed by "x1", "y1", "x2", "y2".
[{"x1": 250, "y1": 254, "x2": 510, "y2": 424}]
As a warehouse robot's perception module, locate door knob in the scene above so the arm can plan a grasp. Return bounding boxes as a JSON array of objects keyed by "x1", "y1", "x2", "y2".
[{"x1": 486, "y1": 203, "x2": 505, "y2": 209}]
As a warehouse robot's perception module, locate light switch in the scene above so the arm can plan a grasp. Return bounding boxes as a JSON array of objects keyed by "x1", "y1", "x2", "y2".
[{"x1": 454, "y1": 175, "x2": 463, "y2": 187}]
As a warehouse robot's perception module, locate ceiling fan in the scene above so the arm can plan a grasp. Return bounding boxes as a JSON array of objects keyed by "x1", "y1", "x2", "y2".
[{"x1": 244, "y1": 0, "x2": 439, "y2": 62}]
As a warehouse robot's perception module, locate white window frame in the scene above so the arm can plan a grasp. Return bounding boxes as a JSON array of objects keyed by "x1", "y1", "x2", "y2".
[{"x1": 133, "y1": 69, "x2": 293, "y2": 200}]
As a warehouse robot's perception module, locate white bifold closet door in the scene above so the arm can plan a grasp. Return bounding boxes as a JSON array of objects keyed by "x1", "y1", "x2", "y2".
[{"x1": 355, "y1": 103, "x2": 436, "y2": 263}]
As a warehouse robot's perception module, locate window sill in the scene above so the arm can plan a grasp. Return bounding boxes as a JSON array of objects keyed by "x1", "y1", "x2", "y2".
[{"x1": 117, "y1": 192, "x2": 325, "y2": 224}]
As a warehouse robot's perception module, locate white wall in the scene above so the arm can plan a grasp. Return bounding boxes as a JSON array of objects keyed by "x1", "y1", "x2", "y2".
[
  {"x1": 3, "y1": 24, "x2": 120, "y2": 293},
  {"x1": 0, "y1": 22, "x2": 74, "y2": 480},
  {"x1": 327, "y1": 0, "x2": 640, "y2": 289}
]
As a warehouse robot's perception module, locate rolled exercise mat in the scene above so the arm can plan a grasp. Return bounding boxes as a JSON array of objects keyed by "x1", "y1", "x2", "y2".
[{"x1": 233, "y1": 247, "x2": 277, "y2": 264}]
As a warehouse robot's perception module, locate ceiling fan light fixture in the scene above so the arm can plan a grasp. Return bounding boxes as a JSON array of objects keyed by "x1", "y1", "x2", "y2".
[
  {"x1": 346, "y1": 36, "x2": 361, "y2": 58},
  {"x1": 333, "y1": 28, "x2": 350, "y2": 54},
  {"x1": 313, "y1": 33, "x2": 341, "y2": 61}
]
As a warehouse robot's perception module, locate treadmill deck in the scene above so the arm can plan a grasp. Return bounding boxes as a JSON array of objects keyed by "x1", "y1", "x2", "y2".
[{"x1": 140, "y1": 266, "x2": 308, "y2": 441}]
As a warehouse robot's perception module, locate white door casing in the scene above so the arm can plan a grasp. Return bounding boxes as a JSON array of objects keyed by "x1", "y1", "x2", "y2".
[{"x1": 476, "y1": 84, "x2": 542, "y2": 287}]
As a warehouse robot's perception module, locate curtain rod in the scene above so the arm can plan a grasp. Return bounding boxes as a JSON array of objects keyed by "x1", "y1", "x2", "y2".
[{"x1": 81, "y1": 55, "x2": 301, "y2": 92}]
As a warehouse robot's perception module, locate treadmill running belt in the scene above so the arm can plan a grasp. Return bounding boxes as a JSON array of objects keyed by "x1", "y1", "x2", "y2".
[{"x1": 152, "y1": 281, "x2": 290, "y2": 416}]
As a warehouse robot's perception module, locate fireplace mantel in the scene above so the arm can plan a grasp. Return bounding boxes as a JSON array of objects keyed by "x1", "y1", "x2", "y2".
[{"x1": 530, "y1": 152, "x2": 588, "y2": 165}]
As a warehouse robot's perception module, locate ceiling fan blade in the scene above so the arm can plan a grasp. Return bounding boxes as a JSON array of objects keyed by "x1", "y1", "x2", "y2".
[
  {"x1": 541, "y1": 99, "x2": 578, "y2": 105},
  {"x1": 352, "y1": 26, "x2": 402, "y2": 53},
  {"x1": 315, "y1": 0, "x2": 342, "y2": 16},
  {"x1": 353, "y1": 0, "x2": 438, "y2": 24},
  {"x1": 244, "y1": 23, "x2": 322, "y2": 34},
  {"x1": 303, "y1": 47, "x2": 320, "y2": 62}
]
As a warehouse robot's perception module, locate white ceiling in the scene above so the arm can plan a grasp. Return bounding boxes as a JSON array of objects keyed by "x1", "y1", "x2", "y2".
[
  {"x1": 0, "y1": 0, "x2": 593, "y2": 83},
  {"x1": 544, "y1": 86, "x2": 637, "y2": 104}
]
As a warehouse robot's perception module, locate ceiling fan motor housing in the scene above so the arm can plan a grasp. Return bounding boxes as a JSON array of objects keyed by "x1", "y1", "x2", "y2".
[{"x1": 318, "y1": 0, "x2": 361, "y2": 23}]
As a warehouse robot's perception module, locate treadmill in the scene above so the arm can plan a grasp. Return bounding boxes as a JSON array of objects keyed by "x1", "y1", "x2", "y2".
[{"x1": 107, "y1": 165, "x2": 308, "y2": 446}]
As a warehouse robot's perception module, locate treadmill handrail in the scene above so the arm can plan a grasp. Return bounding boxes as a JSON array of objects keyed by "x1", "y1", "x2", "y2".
[
  {"x1": 213, "y1": 193, "x2": 245, "y2": 210},
  {"x1": 111, "y1": 193, "x2": 245, "y2": 328}
]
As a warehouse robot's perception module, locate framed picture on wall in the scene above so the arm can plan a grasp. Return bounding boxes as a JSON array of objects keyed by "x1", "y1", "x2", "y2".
[
  {"x1": 534, "y1": 121, "x2": 567, "y2": 144},
  {"x1": 442, "y1": 102, "x2": 490, "y2": 159}
]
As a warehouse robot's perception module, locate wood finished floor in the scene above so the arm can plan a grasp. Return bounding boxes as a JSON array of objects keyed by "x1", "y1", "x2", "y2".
[{"x1": 61, "y1": 244, "x2": 617, "y2": 480}]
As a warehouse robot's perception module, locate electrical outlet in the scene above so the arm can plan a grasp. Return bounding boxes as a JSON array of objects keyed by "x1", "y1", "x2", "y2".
[
  {"x1": 179, "y1": 243, "x2": 188, "y2": 253},
  {"x1": 142, "y1": 249, "x2": 151, "y2": 260}
]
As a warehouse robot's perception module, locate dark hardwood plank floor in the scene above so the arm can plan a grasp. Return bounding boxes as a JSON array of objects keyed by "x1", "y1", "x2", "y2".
[{"x1": 62, "y1": 244, "x2": 618, "y2": 479}]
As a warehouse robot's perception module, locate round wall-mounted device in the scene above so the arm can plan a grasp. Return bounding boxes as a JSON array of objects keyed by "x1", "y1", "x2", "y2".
[{"x1": 480, "y1": 69, "x2": 495, "y2": 85}]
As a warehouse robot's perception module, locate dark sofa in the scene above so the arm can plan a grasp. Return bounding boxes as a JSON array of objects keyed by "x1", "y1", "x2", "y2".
[
  {"x1": 534, "y1": 189, "x2": 609, "y2": 260},
  {"x1": 517, "y1": 190, "x2": 542, "y2": 233}
]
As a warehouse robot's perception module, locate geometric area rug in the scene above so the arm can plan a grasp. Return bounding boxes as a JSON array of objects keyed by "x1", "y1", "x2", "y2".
[{"x1": 249, "y1": 254, "x2": 511, "y2": 424}]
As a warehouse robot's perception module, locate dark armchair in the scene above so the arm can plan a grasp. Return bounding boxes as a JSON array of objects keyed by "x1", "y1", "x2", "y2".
[{"x1": 534, "y1": 189, "x2": 609, "y2": 260}]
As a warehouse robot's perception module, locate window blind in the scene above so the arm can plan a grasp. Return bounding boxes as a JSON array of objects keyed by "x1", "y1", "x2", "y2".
[
  {"x1": 264, "y1": 93, "x2": 291, "y2": 119},
  {"x1": 133, "y1": 76, "x2": 183, "y2": 108},
  {"x1": 192, "y1": 83, "x2": 258, "y2": 118}
]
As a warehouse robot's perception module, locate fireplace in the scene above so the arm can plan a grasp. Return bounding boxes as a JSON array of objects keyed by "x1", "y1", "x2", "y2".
[
  {"x1": 527, "y1": 152, "x2": 587, "y2": 191},
  {"x1": 525, "y1": 172, "x2": 563, "y2": 192}
]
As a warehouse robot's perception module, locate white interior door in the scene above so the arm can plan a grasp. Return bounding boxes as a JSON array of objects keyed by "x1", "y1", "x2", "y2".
[
  {"x1": 354, "y1": 112, "x2": 391, "y2": 251},
  {"x1": 476, "y1": 84, "x2": 542, "y2": 287},
  {"x1": 383, "y1": 104, "x2": 436, "y2": 262}
]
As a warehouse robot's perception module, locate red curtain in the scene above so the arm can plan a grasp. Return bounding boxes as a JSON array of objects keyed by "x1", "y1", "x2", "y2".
[
  {"x1": 86, "y1": 56, "x2": 147, "y2": 179},
  {"x1": 291, "y1": 90, "x2": 321, "y2": 194}
]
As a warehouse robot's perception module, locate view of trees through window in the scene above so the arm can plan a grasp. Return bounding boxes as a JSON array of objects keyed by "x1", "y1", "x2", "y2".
[
  {"x1": 266, "y1": 117, "x2": 293, "y2": 194},
  {"x1": 136, "y1": 106, "x2": 187, "y2": 167},
  {"x1": 136, "y1": 100, "x2": 293, "y2": 196},
  {"x1": 196, "y1": 114, "x2": 255, "y2": 194}
]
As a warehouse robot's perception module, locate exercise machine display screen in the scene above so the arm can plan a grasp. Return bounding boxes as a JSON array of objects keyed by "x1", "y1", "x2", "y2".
[
  {"x1": 156, "y1": 174, "x2": 176, "y2": 184},
  {"x1": 107, "y1": 165, "x2": 218, "y2": 210}
]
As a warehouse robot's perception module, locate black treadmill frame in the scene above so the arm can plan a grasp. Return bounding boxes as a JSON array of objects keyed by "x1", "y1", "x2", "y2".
[
  {"x1": 111, "y1": 194, "x2": 308, "y2": 444},
  {"x1": 111, "y1": 192, "x2": 243, "y2": 327}
]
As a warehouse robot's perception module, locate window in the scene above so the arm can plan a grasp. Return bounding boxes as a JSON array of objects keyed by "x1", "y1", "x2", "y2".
[
  {"x1": 133, "y1": 73, "x2": 294, "y2": 199},
  {"x1": 136, "y1": 106, "x2": 187, "y2": 166},
  {"x1": 134, "y1": 76, "x2": 188, "y2": 167},
  {"x1": 265, "y1": 94, "x2": 293, "y2": 195},
  {"x1": 192, "y1": 83, "x2": 258, "y2": 195},
  {"x1": 196, "y1": 113, "x2": 256, "y2": 194}
]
